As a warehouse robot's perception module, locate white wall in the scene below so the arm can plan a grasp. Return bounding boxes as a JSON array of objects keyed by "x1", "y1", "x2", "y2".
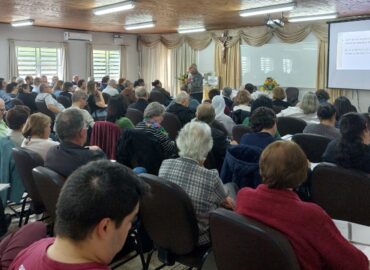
[
  {"x1": 0, "y1": 23, "x2": 139, "y2": 81},
  {"x1": 196, "y1": 40, "x2": 215, "y2": 75}
]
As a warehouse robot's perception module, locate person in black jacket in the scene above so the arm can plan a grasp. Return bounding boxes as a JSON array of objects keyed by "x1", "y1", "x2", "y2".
[
  {"x1": 166, "y1": 91, "x2": 195, "y2": 126},
  {"x1": 16, "y1": 84, "x2": 37, "y2": 113},
  {"x1": 128, "y1": 86, "x2": 148, "y2": 113}
]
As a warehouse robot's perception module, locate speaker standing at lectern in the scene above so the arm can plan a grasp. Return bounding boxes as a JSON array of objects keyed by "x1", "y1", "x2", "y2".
[{"x1": 187, "y1": 64, "x2": 203, "y2": 94}]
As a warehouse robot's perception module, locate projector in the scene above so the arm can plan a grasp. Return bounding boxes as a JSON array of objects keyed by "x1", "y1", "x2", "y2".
[{"x1": 266, "y1": 18, "x2": 284, "y2": 29}]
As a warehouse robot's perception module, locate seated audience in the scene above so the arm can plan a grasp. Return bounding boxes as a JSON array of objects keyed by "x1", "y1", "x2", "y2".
[
  {"x1": 25, "y1": 75, "x2": 34, "y2": 91},
  {"x1": 233, "y1": 89, "x2": 251, "y2": 112},
  {"x1": 17, "y1": 83, "x2": 37, "y2": 113},
  {"x1": 333, "y1": 96, "x2": 357, "y2": 127},
  {"x1": 59, "y1": 82, "x2": 74, "y2": 100},
  {"x1": 53, "y1": 80, "x2": 64, "y2": 97},
  {"x1": 208, "y1": 88, "x2": 220, "y2": 101},
  {"x1": 136, "y1": 102, "x2": 177, "y2": 158},
  {"x1": 195, "y1": 103, "x2": 229, "y2": 172},
  {"x1": 106, "y1": 95, "x2": 134, "y2": 129},
  {"x1": 100, "y1": 75, "x2": 109, "y2": 90},
  {"x1": 117, "y1": 78, "x2": 125, "y2": 92},
  {"x1": 120, "y1": 80, "x2": 136, "y2": 104},
  {"x1": 87, "y1": 80, "x2": 107, "y2": 118},
  {"x1": 151, "y1": 80, "x2": 171, "y2": 106},
  {"x1": 242, "y1": 95, "x2": 273, "y2": 126},
  {"x1": 35, "y1": 83, "x2": 65, "y2": 114},
  {"x1": 0, "y1": 98, "x2": 10, "y2": 137},
  {"x1": 22, "y1": 113, "x2": 59, "y2": 160},
  {"x1": 51, "y1": 75, "x2": 59, "y2": 87},
  {"x1": 222, "y1": 87, "x2": 234, "y2": 111},
  {"x1": 277, "y1": 91, "x2": 319, "y2": 123},
  {"x1": 240, "y1": 107, "x2": 276, "y2": 150},
  {"x1": 70, "y1": 90, "x2": 95, "y2": 128},
  {"x1": 236, "y1": 140, "x2": 368, "y2": 270},
  {"x1": 316, "y1": 89, "x2": 330, "y2": 104},
  {"x1": 166, "y1": 91, "x2": 195, "y2": 126},
  {"x1": 129, "y1": 86, "x2": 149, "y2": 113},
  {"x1": 6, "y1": 83, "x2": 18, "y2": 98},
  {"x1": 45, "y1": 108, "x2": 106, "y2": 177},
  {"x1": 0, "y1": 81, "x2": 13, "y2": 110},
  {"x1": 212, "y1": 95, "x2": 235, "y2": 137},
  {"x1": 41, "y1": 75, "x2": 48, "y2": 85},
  {"x1": 102, "y1": 79, "x2": 119, "y2": 96},
  {"x1": 181, "y1": 85, "x2": 199, "y2": 113},
  {"x1": 303, "y1": 103, "x2": 340, "y2": 140},
  {"x1": 32, "y1": 77, "x2": 42, "y2": 94},
  {"x1": 72, "y1": 75, "x2": 79, "y2": 85},
  {"x1": 272, "y1": 86, "x2": 289, "y2": 113},
  {"x1": 9, "y1": 160, "x2": 146, "y2": 270},
  {"x1": 323, "y1": 112, "x2": 370, "y2": 173},
  {"x1": 76, "y1": 79, "x2": 87, "y2": 92},
  {"x1": 134, "y1": 78, "x2": 145, "y2": 88},
  {"x1": 244, "y1": 83, "x2": 256, "y2": 94},
  {"x1": 5, "y1": 105, "x2": 30, "y2": 147},
  {"x1": 159, "y1": 121, "x2": 234, "y2": 245}
]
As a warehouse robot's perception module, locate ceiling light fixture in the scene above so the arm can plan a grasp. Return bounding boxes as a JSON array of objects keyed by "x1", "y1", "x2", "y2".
[
  {"x1": 240, "y1": 2, "x2": 296, "y2": 17},
  {"x1": 93, "y1": 1, "x2": 135, "y2": 16},
  {"x1": 125, "y1": 21, "x2": 155, "y2": 30},
  {"x1": 178, "y1": 27, "x2": 206, "y2": 34},
  {"x1": 11, "y1": 19, "x2": 34, "y2": 27},
  {"x1": 288, "y1": 13, "x2": 337, "y2": 23}
]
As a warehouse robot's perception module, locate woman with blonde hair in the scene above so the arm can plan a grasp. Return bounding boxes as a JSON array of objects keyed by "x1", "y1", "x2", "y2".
[
  {"x1": 233, "y1": 90, "x2": 251, "y2": 112},
  {"x1": 21, "y1": 113, "x2": 59, "y2": 160},
  {"x1": 272, "y1": 87, "x2": 289, "y2": 112}
]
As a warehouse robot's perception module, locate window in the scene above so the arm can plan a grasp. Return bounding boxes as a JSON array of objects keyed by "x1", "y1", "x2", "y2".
[
  {"x1": 16, "y1": 47, "x2": 63, "y2": 81},
  {"x1": 93, "y1": 49, "x2": 120, "y2": 81}
]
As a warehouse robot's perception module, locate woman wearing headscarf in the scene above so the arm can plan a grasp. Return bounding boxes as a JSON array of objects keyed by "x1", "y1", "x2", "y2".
[{"x1": 211, "y1": 95, "x2": 235, "y2": 138}]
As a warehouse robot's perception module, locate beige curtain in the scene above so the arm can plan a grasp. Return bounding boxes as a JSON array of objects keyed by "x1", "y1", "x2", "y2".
[
  {"x1": 61, "y1": 42, "x2": 69, "y2": 81},
  {"x1": 120, "y1": 46, "x2": 127, "y2": 79},
  {"x1": 8, "y1": 40, "x2": 18, "y2": 79},
  {"x1": 86, "y1": 43, "x2": 93, "y2": 79},
  {"x1": 215, "y1": 40, "x2": 240, "y2": 89}
]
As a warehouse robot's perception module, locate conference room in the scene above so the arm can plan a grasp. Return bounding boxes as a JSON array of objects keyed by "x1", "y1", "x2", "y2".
[{"x1": 1, "y1": 0, "x2": 370, "y2": 269}]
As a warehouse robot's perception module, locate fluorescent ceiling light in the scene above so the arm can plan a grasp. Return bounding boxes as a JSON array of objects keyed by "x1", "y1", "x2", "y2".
[
  {"x1": 93, "y1": 1, "x2": 135, "y2": 15},
  {"x1": 125, "y1": 21, "x2": 155, "y2": 30},
  {"x1": 240, "y1": 2, "x2": 296, "y2": 17},
  {"x1": 11, "y1": 19, "x2": 34, "y2": 27},
  {"x1": 178, "y1": 27, "x2": 206, "y2": 34},
  {"x1": 288, "y1": 13, "x2": 337, "y2": 22}
]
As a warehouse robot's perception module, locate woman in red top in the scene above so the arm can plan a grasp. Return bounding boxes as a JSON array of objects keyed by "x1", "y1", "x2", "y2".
[{"x1": 236, "y1": 140, "x2": 368, "y2": 270}]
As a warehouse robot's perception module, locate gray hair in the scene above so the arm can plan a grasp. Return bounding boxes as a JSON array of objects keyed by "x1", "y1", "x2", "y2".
[
  {"x1": 135, "y1": 86, "x2": 148, "y2": 98},
  {"x1": 108, "y1": 79, "x2": 117, "y2": 87},
  {"x1": 300, "y1": 92, "x2": 319, "y2": 114},
  {"x1": 174, "y1": 91, "x2": 189, "y2": 104},
  {"x1": 72, "y1": 90, "x2": 88, "y2": 103},
  {"x1": 144, "y1": 102, "x2": 165, "y2": 119},
  {"x1": 56, "y1": 108, "x2": 84, "y2": 141},
  {"x1": 223, "y1": 87, "x2": 232, "y2": 98},
  {"x1": 176, "y1": 121, "x2": 213, "y2": 162}
]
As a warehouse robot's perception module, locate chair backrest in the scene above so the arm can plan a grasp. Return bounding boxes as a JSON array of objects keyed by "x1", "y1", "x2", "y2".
[
  {"x1": 125, "y1": 108, "x2": 143, "y2": 126},
  {"x1": 291, "y1": 133, "x2": 332, "y2": 163},
  {"x1": 102, "y1": 92, "x2": 111, "y2": 103},
  {"x1": 56, "y1": 95, "x2": 71, "y2": 108},
  {"x1": 35, "y1": 101, "x2": 55, "y2": 121},
  {"x1": 285, "y1": 87, "x2": 299, "y2": 106},
  {"x1": 311, "y1": 164, "x2": 370, "y2": 226},
  {"x1": 32, "y1": 166, "x2": 65, "y2": 221},
  {"x1": 149, "y1": 91, "x2": 167, "y2": 105},
  {"x1": 161, "y1": 112, "x2": 182, "y2": 141},
  {"x1": 116, "y1": 129, "x2": 164, "y2": 174},
  {"x1": 12, "y1": 147, "x2": 45, "y2": 214},
  {"x1": 139, "y1": 173, "x2": 199, "y2": 255},
  {"x1": 90, "y1": 121, "x2": 122, "y2": 159},
  {"x1": 277, "y1": 117, "x2": 307, "y2": 136},
  {"x1": 210, "y1": 208, "x2": 301, "y2": 270},
  {"x1": 232, "y1": 125, "x2": 253, "y2": 143}
]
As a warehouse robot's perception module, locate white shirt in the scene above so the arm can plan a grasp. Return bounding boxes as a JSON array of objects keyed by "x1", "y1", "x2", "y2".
[
  {"x1": 69, "y1": 105, "x2": 95, "y2": 128},
  {"x1": 277, "y1": 106, "x2": 318, "y2": 123},
  {"x1": 35, "y1": 93, "x2": 65, "y2": 111},
  {"x1": 102, "y1": 86, "x2": 119, "y2": 96},
  {"x1": 233, "y1": 104, "x2": 251, "y2": 112},
  {"x1": 21, "y1": 138, "x2": 60, "y2": 160}
]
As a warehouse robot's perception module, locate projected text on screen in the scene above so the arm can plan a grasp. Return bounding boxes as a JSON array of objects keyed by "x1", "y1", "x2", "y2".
[{"x1": 337, "y1": 31, "x2": 370, "y2": 70}]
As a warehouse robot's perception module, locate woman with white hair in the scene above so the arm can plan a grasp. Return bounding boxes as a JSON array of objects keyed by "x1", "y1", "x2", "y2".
[
  {"x1": 277, "y1": 91, "x2": 319, "y2": 122},
  {"x1": 159, "y1": 121, "x2": 234, "y2": 246},
  {"x1": 136, "y1": 101, "x2": 176, "y2": 158},
  {"x1": 212, "y1": 95, "x2": 235, "y2": 137}
]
